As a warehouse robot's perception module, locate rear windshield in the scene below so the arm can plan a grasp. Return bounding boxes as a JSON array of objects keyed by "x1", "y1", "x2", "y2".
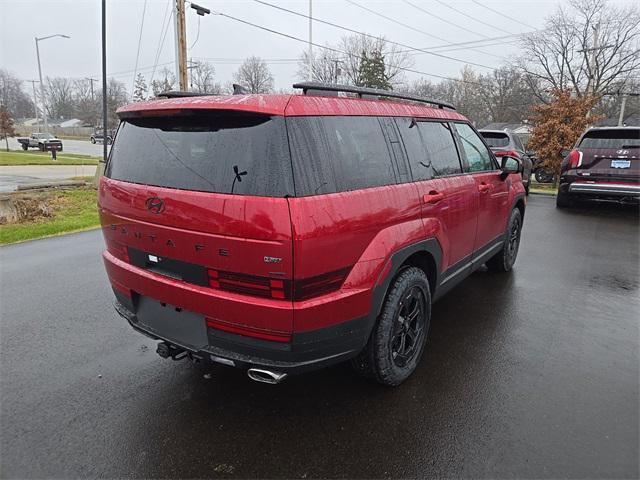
[
  {"x1": 479, "y1": 132, "x2": 509, "y2": 148},
  {"x1": 106, "y1": 114, "x2": 294, "y2": 197},
  {"x1": 579, "y1": 129, "x2": 640, "y2": 149}
]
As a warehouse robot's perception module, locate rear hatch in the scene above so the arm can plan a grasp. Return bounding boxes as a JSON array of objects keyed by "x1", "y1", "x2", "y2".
[
  {"x1": 99, "y1": 111, "x2": 295, "y2": 333},
  {"x1": 576, "y1": 128, "x2": 640, "y2": 181}
]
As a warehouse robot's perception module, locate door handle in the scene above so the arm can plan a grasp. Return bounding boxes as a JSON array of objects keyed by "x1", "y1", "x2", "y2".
[
  {"x1": 423, "y1": 191, "x2": 445, "y2": 204},
  {"x1": 478, "y1": 183, "x2": 492, "y2": 193}
]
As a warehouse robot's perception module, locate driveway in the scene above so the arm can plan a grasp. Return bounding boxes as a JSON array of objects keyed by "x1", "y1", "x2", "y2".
[{"x1": 0, "y1": 195, "x2": 638, "y2": 478}]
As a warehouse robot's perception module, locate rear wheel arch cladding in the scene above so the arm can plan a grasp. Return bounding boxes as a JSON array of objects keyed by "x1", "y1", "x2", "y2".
[{"x1": 370, "y1": 239, "x2": 442, "y2": 328}]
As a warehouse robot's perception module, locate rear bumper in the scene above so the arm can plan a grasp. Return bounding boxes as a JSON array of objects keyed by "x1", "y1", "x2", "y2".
[
  {"x1": 113, "y1": 294, "x2": 370, "y2": 374},
  {"x1": 568, "y1": 182, "x2": 640, "y2": 196}
]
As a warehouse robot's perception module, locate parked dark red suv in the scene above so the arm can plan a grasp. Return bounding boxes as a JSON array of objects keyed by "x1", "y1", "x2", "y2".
[
  {"x1": 557, "y1": 126, "x2": 640, "y2": 208},
  {"x1": 99, "y1": 83, "x2": 526, "y2": 386}
]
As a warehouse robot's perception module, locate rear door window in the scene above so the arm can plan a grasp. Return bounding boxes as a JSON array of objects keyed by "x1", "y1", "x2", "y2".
[
  {"x1": 578, "y1": 129, "x2": 640, "y2": 149},
  {"x1": 415, "y1": 120, "x2": 463, "y2": 178},
  {"x1": 455, "y1": 123, "x2": 496, "y2": 172},
  {"x1": 106, "y1": 114, "x2": 294, "y2": 197},
  {"x1": 288, "y1": 116, "x2": 397, "y2": 195}
]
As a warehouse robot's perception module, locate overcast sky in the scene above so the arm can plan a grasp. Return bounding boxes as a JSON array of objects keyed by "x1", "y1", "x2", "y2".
[{"x1": 1, "y1": 0, "x2": 637, "y2": 96}]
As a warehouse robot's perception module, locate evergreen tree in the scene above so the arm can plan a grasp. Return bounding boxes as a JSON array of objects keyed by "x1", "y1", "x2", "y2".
[
  {"x1": 357, "y1": 50, "x2": 392, "y2": 90},
  {"x1": 133, "y1": 74, "x2": 148, "y2": 102}
]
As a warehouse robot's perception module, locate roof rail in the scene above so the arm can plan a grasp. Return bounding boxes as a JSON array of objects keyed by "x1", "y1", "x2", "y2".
[
  {"x1": 292, "y1": 82, "x2": 455, "y2": 110},
  {"x1": 156, "y1": 91, "x2": 218, "y2": 99}
]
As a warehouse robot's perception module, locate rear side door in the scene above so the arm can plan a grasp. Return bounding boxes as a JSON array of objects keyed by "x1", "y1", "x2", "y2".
[
  {"x1": 395, "y1": 118, "x2": 478, "y2": 273},
  {"x1": 453, "y1": 122, "x2": 510, "y2": 253}
]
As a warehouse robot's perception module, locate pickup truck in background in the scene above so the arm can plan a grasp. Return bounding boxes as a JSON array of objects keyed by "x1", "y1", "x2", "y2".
[{"x1": 17, "y1": 133, "x2": 63, "y2": 152}]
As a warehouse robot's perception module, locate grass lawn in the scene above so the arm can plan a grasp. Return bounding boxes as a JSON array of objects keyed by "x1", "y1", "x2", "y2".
[
  {"x1": 530, "y1": 183, "x2": 558, "y2": 195},
  {"x1": 0, "y1": 188, "x2": 100, "y2": 245},
  {"x1": 0, "y1": 150, "x2": 99, "y2": 166}
]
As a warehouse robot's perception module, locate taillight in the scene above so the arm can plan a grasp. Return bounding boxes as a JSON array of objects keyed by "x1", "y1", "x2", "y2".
[
  {"x1": 495, "y1": 149, "x2": 520, "y2": 158},
  {"x1": 206, "y1": 267, "x2": 350, "y2": 300},
  {"x1": 567, "y1": 150, "x2": 583, "y2": 169},
  {"x1": 293, "y1": 267, "x2": 351, "y2": 300},
  {"x1": 207, "y1": 269, "x2": 291, "y2": 299},
  {"x1": 205, "y1": 318, "x2": 291, "y2": 343}
]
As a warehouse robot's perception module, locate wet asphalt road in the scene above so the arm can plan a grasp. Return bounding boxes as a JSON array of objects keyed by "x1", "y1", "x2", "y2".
[{"x1": 1, "y1": 195, "x2": 638, "y2": 479}]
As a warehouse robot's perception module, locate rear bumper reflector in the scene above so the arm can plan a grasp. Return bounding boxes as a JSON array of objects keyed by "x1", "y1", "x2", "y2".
[{"x1": 205, "y1": 318, "x2": 292, "y2": 343}]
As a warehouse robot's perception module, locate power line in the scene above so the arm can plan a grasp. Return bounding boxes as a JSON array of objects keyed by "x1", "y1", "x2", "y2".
[
  {"x1": 131, "y1": 0, "x2": 148, "y2": 99},
  {"x1": 343, "y1": 0, "x2": 505, "y2": 60},
  {"x1": 402, "y1": 0, "x2": 491, "y2": 39},
  {"x1": 252, "y1": 0, "x2": 497, "y2": 70},
  {"x1": 149, "y1": 0, "x2": 173, "y2": 89},
  {"x1": 470, "y1": 0, "x2": 538, "y2": 31},
  {"x1": 434, "y1": 0, "x2": 515, "y2": 34},
  {"x1": 206, "y1": 7, "x2": 488, "y2": 87}
]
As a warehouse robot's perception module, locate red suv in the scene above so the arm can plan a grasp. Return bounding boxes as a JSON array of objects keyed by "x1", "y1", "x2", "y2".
[{"x1": 99, "y1": 83, "x2": 526, "y2": 386}]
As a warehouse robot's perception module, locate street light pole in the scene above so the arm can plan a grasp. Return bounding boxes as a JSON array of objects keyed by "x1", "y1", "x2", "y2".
[{"x1": 35, "y1": 34, "x2": 70, "y2": 133}]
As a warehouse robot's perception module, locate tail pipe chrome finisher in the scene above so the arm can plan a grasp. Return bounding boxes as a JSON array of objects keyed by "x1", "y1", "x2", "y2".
[{"x1": 247, "y1": 368, "x2": 288, "y2": 384}]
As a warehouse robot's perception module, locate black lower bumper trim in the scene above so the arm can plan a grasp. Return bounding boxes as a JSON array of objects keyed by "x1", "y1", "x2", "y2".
[{"x1": 113, "y1": 299, "x2": 371, "y2": 374}]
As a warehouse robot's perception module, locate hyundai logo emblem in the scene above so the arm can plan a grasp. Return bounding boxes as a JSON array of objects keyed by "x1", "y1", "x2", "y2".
[{"x1": 145, "y1": 197, "x2": 165, "y2": 214}]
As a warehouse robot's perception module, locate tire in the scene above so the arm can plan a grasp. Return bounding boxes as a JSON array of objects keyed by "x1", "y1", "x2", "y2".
[
  {"x1": 91, "y1": 137, "x2": 96, "y2": 144},
  {"x1": 535, "y1": 169, "x2": 553, "y2": 184},
  {"x1": 351, "y1": 267, "x2": 431, "y2": 386},
  {"x1": 486, "y1": 208, "x2": 522, "y2": 273},
  {"x1": 39, "y1": 143, "x2": 45, "y2": 151},
  {"x1": 21, "y1": 143, "x2": 28, "y2": 151},
  {"x1": 556, "y1": 191, "x2": 574, "y2": 209},
  {"x1": 107, "y1": 137, "x2": 113, "y2": 145}
]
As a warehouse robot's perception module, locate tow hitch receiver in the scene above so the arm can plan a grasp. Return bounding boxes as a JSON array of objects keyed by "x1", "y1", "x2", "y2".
[{"x1": 156, "y1": 341, "x2": 187, "y2": 360}]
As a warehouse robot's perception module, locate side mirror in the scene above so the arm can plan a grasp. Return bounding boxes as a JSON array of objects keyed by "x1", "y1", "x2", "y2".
[
  {"x1": 560, "y1": 149, "x2": 570, "y2": 158},
  {"x1": 499, "y1": 155, "x2": 522, "y2": 179}
]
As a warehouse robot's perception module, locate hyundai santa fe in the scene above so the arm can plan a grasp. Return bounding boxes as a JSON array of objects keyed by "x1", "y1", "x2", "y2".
[{"x1": 99, "y1": 83, "x2": 526, "y2": 386}]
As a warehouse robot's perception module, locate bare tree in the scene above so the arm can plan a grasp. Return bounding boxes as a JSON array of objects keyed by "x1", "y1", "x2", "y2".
[
  {"x1": 189, "y1": 61, "x2": 221, "y2": 94},
  {"x1": 0, "y1": 68, "x2": 35, "y2": 119},
  {"x1": 73, "y1": 78, "x2": 99, "y2": 125},
  {"x1": 98, "y1": 78, "x2": 128, "y2": 129},
  {"x1": 233, "y1": 56, "x2": 274, "y2": 93},
  {"x1": 296, "y1": 35, "x2": 413, "y2": 89},
  {"x1": 297, "y1": 48, "x2": 344, "y2": 84},
  {"x1": 151, "y1": 68, "x2": 176, "y2": 97},
  {"x1": 45, "y1": 77, "x2": 75, "y2": 119},
  {"x1": 517, "y1": 0, "x2": 640, "y2": 100}
]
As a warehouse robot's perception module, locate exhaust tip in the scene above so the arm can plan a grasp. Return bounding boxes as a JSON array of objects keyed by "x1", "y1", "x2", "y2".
[{"x1": 247, "y1": 368, "x2": 288, "y2": 384}]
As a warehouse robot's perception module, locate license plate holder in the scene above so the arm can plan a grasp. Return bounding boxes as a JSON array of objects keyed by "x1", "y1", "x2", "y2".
[
  {"x1": 136, "y1": 296, "x2": 208, "y2": 350},
  {"x1": 611, "y1": 159, "x2": 631, "y2": 169}
]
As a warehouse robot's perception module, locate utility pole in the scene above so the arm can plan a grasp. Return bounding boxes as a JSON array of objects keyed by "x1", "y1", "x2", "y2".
[
  {"x1": 85, "y1": 77, "x2": 98, "y2": 102},
  {"x1": 102, "y1": 0, "x2": 108, "y2": 164},
  {"x1": 590, "y1": 22, "x2": 599, "y2": 95},
  {"x1": 174, "y1": 0, "x2": 188, "y2": 91},
  {"x1": 27, "y1": 80, "x2": 39, "y2": 131},
  {"x1": 308, "y1": 0, "x2": 313, "y2": 81},
  {"x1": 618, "y1": 94, "x2": 627, "y2": 126}
]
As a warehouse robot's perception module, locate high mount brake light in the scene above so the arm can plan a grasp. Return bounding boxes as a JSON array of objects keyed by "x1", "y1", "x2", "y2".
[{"x1": 567, "y1": 150, "x2": 583, "y2": 168}]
